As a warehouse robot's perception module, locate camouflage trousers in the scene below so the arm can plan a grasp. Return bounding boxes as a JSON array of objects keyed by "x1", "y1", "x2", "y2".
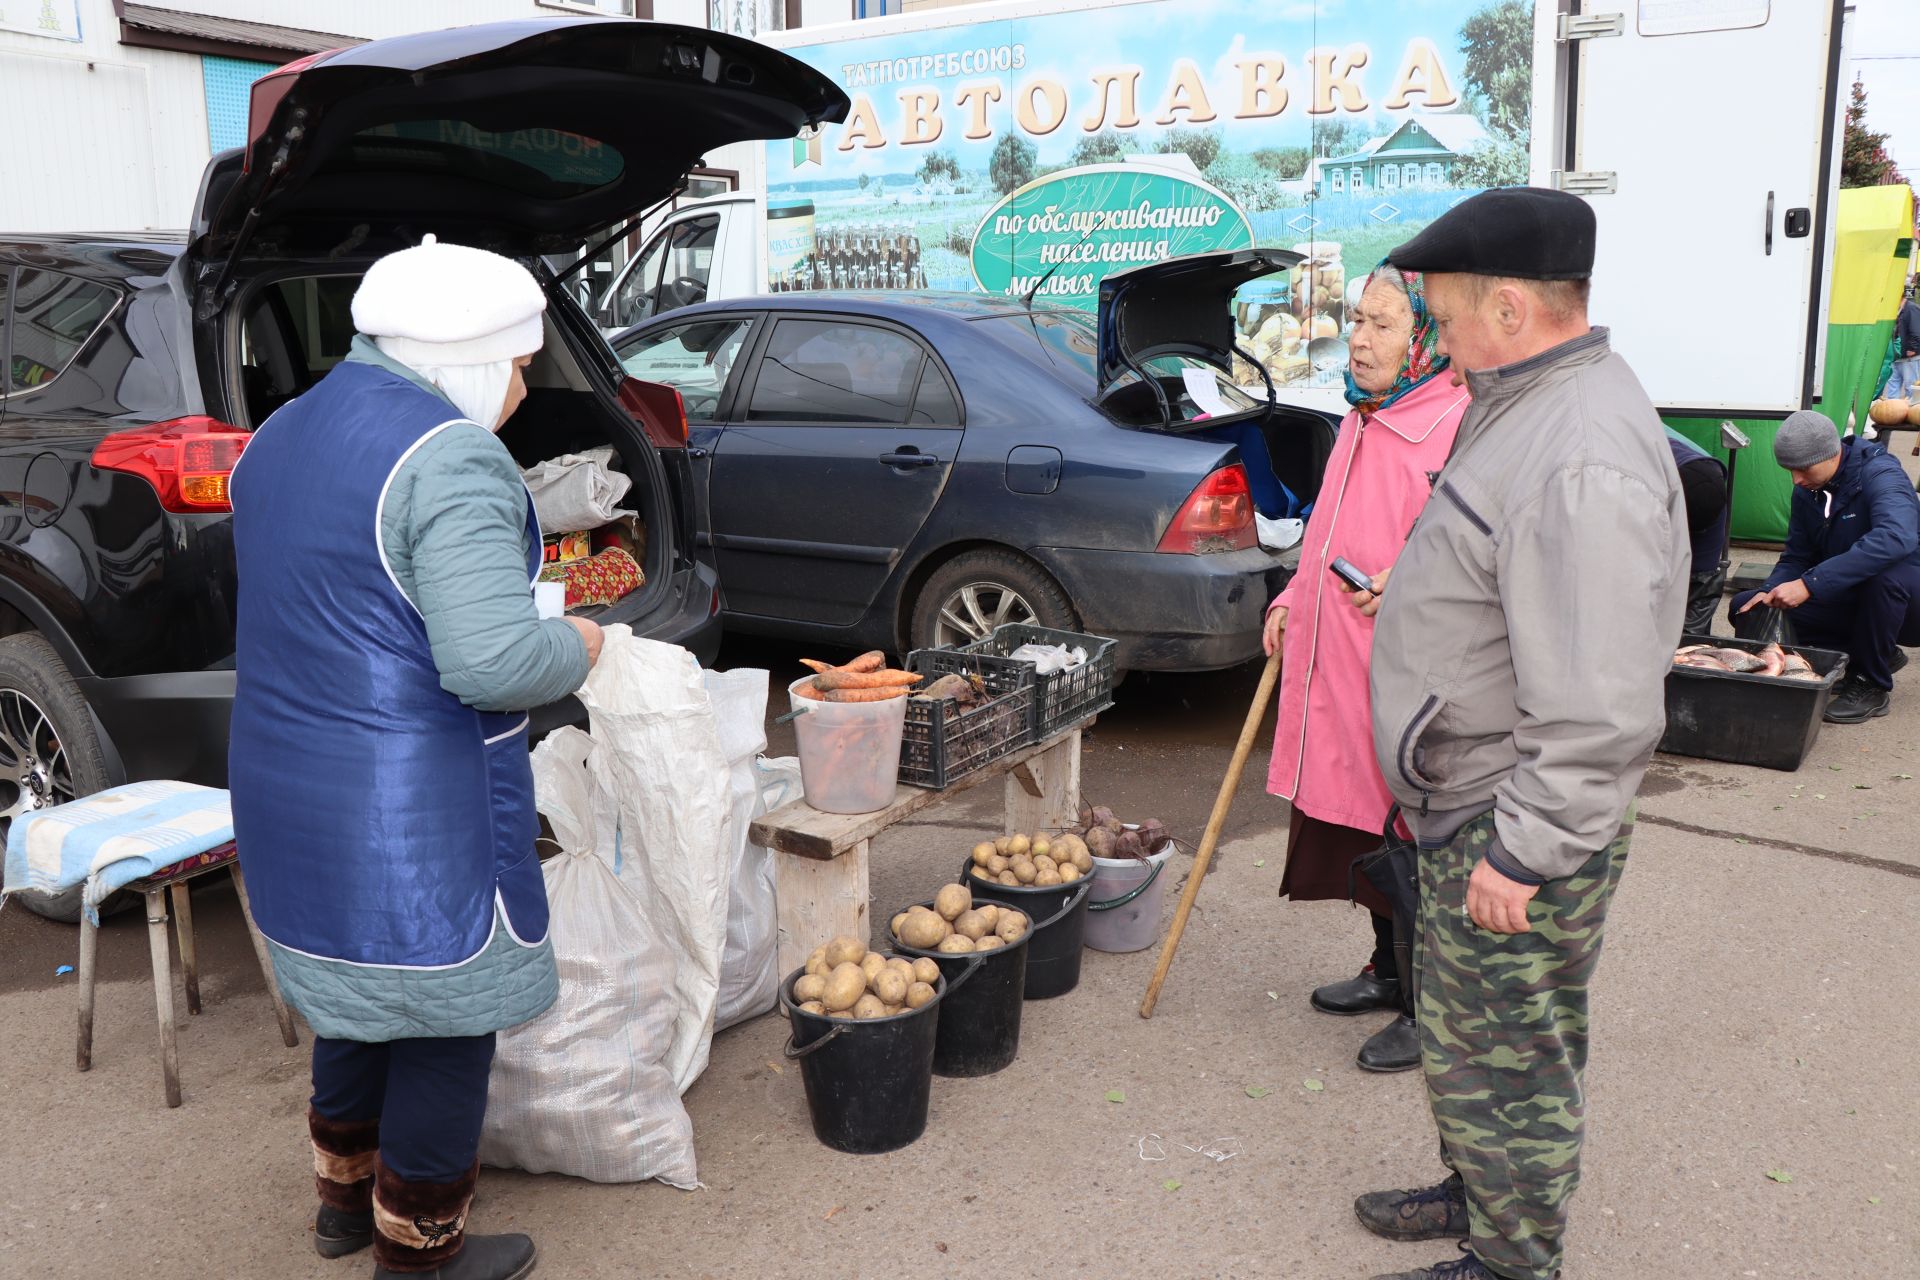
[{"x1": 1415, "y1": 811, "x2": 1629, "y2": 1280}]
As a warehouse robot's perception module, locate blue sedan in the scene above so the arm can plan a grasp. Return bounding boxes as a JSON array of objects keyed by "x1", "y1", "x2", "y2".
[{"x1": 611, "y1": 250, "x2": 1337, "y2": 671}]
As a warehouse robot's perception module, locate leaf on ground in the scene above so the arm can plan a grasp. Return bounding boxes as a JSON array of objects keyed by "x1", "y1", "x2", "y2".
[
  {"x1": 1303, "y1": 1078, "x2": 1325, "y2": 1092},
  {"x1": 1830, "y1": 765, "x2": 1844, "y2": 772},
  {"x1": 1105, "y1": 1089, "x2": 1126, "y2": 1104},
  {"x1": 1894, "y1": 774, "x2": 1913, "y2": 781},
  {"x1": 824, "y1": 1205, "x2": 846, "y2": 1221},
  {"x1": 1735, "y1": 838, "x2": 1749, "y2": 845},
  {"x1": 1868, "y1": 1196, "x2": 1882, "y2": 1205},
  {"x1": 1253, "y1": 859, "x2": 1266, "y2": 868},
  {"x1": 1854, "y1": 784, "x2": 1872, "y2": 790},
  {"x1": 1766, "y1": 1169, "x2": 1793, "y2": 1184},
  {"x1": 1162, "y1": 1178, "x2": 1183, "y2": 1192},
  {"x1": 1814, "y1": 793, "x2": 1827, "y2": 800},
  {"x1": 1246, "y1": 1085, "x2": 1271, "y2": 1099},
  {"x1": 1267, "y1": 991, "x2": 1279, "y2": 1000},
  {"x1": 1773, "y1": 805, "x2": 1785, "y2": 811}
]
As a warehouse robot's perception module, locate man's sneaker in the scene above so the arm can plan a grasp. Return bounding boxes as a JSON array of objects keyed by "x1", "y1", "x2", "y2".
[
  {"x1": 1355, "y1": 1172, "x2": 1469, "y2": 1242},
  {"x1": 1369, "y1": 1243, "x2": 1500, "y2": 1280},
  {"x1": 1825, "y1": 676, "x2": 1891, "y2": 724},
  {"x1": 1311, "y1": 966, "x2": 1401, "y2": 1016}
]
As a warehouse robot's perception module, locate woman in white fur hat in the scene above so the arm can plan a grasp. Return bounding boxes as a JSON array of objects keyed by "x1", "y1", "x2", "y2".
[{"x1": 229, "y1": 236, "x2": 601, "y2": 1280}]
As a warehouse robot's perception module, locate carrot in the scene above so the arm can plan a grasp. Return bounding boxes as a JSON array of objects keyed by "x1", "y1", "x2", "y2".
[
  {"x1": 814, "y1": 668, "x2": 923, "y2": 692},
  {"x1": 824, "y1": 686, "x2": 909, "y2": 703},
  {"x1": 842, "y1": 650, "x2": 887, "y2": 674},
  {"x1": 799, "y1": 658, "x2": 834, "y2": 674},
  {"x1": 792, "y1": 680, "x2": 827, "y2": 700}
]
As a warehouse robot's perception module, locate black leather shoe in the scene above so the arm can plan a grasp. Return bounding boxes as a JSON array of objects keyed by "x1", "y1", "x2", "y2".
[
  {"x1": 1310, "y1": 966, "x2": 1400, "y2": 1016},
  {"x1": 1892, "y1": 647, "x2": 1909, "y2": 676},
  {"x1": 374, "y1": 1234, "x2": 537, "y2": 1280},
  {"x1": 1357, "y1": 1013, "x2": 1421, "y2": 1073},
  {"x1": 1825, "y1": 676, "x2": 1891, "y2": 724},
  {"x1": 1355, "y1": 1172, "x2": 1470, "y2": 1243},
  {"x1": 1369, "y1": 1242, "x2": 1498, "y2": 1280},
  {"x1": 313, "y1": 1205, "x2": 373, "y2": 1259}
]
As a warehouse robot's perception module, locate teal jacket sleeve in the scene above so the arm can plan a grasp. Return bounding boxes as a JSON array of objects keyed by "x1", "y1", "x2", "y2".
[{"x1": 389, "y1": 425, "x2": 590, "y2": 713}]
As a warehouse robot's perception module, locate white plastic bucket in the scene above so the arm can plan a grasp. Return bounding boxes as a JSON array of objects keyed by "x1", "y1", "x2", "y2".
[
  {"x1": 1084, "y1": 841, "x2": 1175, "y2": 953},
  {"x1": 788, "y1": 678, "x2": 907, "y2": 815}
]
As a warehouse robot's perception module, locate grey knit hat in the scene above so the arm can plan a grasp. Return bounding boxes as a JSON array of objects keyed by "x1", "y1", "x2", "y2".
[{"x1": 1772, "y1": 410, "x2": 1841, "y2": 469}]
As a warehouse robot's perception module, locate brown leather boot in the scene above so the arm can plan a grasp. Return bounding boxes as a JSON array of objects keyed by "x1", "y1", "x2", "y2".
[
  {"x1": 371, "y1": 1159, "x2": 536, "y2": 1279},
  {"x1": 1354, "y1": 1171, "x2": 1470, "y2": 1242},
  {"x1": 308, "y1": 1108, "x2": 377, "y2": 1259}
]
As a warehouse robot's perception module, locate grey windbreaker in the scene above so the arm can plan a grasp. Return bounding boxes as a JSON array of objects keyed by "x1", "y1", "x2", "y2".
[{"x1": 1368, "y1": 328, "x2": 1687, "y2": 882}]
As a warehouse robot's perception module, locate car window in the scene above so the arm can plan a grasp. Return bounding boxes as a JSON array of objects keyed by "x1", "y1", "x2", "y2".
[
  {"x1": 617, "y1": 317, "x2": 754, "y2": 424},
  {"x1": 7, "y1": 269, "x2": 117, "y2": 394},
  {"x1": 909, "y1": 364, "x2": 961, "y2": 425},
  {"x1": 611, "y1": 215, "x2": 717, "y2": 328},
  {"x1": 746, "y1": 320, "x2": 925, "y2": 424}
]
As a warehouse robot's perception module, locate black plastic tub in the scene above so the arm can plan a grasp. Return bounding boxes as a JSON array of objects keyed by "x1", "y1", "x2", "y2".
[
  {"x1": 887, "y1": 900, "x2": 1030, "y2": 1077},
  {"x1": 960, "y1": 861, "x2": 1092, "y2": 999},
  {"x1": 780, "y1": 965, "x2": 949, "y2": 1154},
  {"x1": 1659, "y1": 634, "x2": 1848, "y2": 771}
]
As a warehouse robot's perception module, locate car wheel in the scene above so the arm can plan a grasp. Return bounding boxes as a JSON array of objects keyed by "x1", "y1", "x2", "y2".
[
  {"x1": 911, "y1": 550, "x2": 1078, "y2": 651},
  {"x1": 0, "y1": 634, "x2": 114, "y2": 923}
]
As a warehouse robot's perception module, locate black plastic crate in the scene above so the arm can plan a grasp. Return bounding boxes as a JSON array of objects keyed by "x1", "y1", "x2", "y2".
[
  {"x1": 960, "y1": 624, "x2": 1118, "y2": 738},
  {"x1": 899, "y1": 649, "x2": 1035, "y2": 789},
  {"x1": 1659, "y1": 633, "x2": 1848, "y2": 771}
]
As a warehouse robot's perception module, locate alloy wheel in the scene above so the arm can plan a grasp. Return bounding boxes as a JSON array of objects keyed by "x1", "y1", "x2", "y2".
[
  {"x1": 932, "y1": 580, "x2": 1038, "y2": 648},
  {"x1": 0, "y1": 687, "x2": 76, "y2": 833}
]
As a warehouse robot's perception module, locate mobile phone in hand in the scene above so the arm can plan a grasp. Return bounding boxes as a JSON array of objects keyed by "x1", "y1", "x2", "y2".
[{"x1": 1329, "y1": 556, "x2": 1376, "y2": 594}]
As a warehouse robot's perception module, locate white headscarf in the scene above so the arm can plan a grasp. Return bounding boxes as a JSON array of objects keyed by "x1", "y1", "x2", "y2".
[{"x1": 352, "y1": 235, "x2": 545, "y2": 430}]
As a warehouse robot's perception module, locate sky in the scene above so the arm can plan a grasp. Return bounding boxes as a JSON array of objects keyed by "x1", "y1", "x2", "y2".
[{"x1": 1850, "y1": 0, "x2": 1919, "y2": 177}]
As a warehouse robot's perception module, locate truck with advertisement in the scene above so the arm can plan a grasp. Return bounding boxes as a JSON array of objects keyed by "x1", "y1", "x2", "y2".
[{"x1": 599, "y1": 0, "x2": 1851, "y2": 539}]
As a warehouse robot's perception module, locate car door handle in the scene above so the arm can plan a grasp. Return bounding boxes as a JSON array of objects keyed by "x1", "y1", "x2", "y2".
[
  {"x1": 688, "y1": 446, "x2": 711, "y2": 459},
  {"x1": 878, "y1": 450, "x2": 941, "y2": 468}
]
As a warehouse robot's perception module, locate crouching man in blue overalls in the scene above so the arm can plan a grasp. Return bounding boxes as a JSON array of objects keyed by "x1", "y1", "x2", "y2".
[{"x1": 231, "y1": 237, "x2": 604, "y2": 1279}]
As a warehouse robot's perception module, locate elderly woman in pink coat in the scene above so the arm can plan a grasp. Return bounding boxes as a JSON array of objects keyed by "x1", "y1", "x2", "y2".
[{"x1": 1262, "y1": 260, "x2": 1468, "y2": 1073}]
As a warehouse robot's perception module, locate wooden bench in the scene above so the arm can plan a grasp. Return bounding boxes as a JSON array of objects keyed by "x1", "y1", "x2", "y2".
[{"x1": 749, "y1": 722, "x2": 1088, "y2": 977}]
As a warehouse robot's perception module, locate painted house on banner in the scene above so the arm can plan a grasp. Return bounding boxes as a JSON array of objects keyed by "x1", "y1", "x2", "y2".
[{"x1": 1309, "y1": 114, "x2": 1491, "y2": 196}]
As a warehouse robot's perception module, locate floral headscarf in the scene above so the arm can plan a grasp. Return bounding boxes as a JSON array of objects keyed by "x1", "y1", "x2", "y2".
[{"x1": 1341, "y1": 258, "x2": 1448, "y2": 416}]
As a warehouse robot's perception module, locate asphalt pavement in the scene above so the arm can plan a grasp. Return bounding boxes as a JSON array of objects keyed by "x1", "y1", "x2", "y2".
[{"x1": 2, "y1": 592, "x2": 1916, "y2": 1279}]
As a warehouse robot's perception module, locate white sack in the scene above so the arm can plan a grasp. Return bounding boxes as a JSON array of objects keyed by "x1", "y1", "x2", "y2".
[
  {"x1": 522, "y1": 445, "x2": 634, "y2": 533},
  {"x1": 579, "y1": 628, "x2": 733, "y2": 1092},
  {"x1": 480, "y1": 728, "x2": 697, "y2": 1187}
]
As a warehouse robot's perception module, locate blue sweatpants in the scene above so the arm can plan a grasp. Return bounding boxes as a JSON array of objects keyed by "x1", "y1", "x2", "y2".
[{"x1": 310, "y1": 1033, "x2": 496, "y2": 1183}]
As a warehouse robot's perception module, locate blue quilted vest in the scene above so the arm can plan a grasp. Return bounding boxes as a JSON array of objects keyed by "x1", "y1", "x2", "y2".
[{"x1": 229, "y1": 361, "x2": 548, "y2": 968}]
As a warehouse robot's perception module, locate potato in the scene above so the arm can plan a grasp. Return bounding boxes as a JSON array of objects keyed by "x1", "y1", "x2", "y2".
[
  {"x1": 882, "y1": 1005, "x2": 904, "y2": 1017},
  {"x1": 988, "y1": 854, "x2": 1010, "y2": 875},
  {"x1": 974, "y1": 934, "x2": 1004, "y2": 951},
  {"x1": 899, "y1": 908, "x2": 947, "y2": 950},
  {"x1": 853, "y1": 993, "x2": 887, "y2": 1019},
  {"x1": 1012, "y1": 859, "x2": 1038, "y2": 884},
  {"x1": 1007, "y1": 833, "x2": 1031, "y2": 858},
  {"x1": 997, "y1": 912, "x2": 1026, "y2": 943},
  {"x1": 822, "y1": 962, "x2": 867, "y2": 1012},
  {"x1": 971, "y1": 841, "x2": 997, "y2": 867},
  {"x1": 1031, "y1": 835, "x2": 1052, "y2": 861},
  {"x1": 825, "y1": 935, "x2": 867, "y2": 968},
  {"x1": 886, "y1": 957, "x2": 915, "y2": 982},
  {"x1": 890, "y1": 911, "x2": 908, "y2": 937},
  {"x1": 793, "y1": 973, "x2": 827, "y2": 1003},
  {"x1": 937, "y1": 935, "x2": 976, "y2": 954},
  {"x1": 1054, "y1": 833, "x2": 1088, "y2": 863},
  {"x1": 1035, "y1": 868, "x2": 1062, "y2": 886},
  {"x1": 860, "y1": 952, "x2": 887, "y2": 986},
  {"x1": 1057, "y1": 862, "x2": 1082, "y2": 882},
  {"x1": 911, "y1": 957, "x2": 940, "y2": 986},
  {"x1": 1071, "y1": 846, "x2": 1093, "y2": 872},
  {"x1": 905, "y1": 981, "x2": 936, "y2": 1009},
  {"x1": 828, "y1": 1007, "x2": 857, "y2": 1020},
  {"x1": 998, "y1": 870, "x2": 1020, "y2": 886},
  {"x1": 994, "y1": 836, "x2": 1013, "y2": 856},
  {"x1": 954, "y1": 908, "x2": 990, "y2": 941},
  {"x1": 798, "y1": 1000, "x2": 826, "y2": 1016},
  {"x1": 873, "y1": 969, "x2": 908, "y2": 1005},
  {"x1": 1034, "y1": 855, "x2": 1058, "y2": 874},
  {"x1": 806, "y1": 947, "x2": 830, "y2": 978},
  {"x1": 934, "y1": 882, "x2": 972, "y2": 921},
  {"x1": 975, "y1": 903, "x2": 1000, "y2": 931}
]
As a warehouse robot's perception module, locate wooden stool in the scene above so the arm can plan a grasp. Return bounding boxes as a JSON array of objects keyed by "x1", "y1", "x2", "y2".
[{"x1": 75, "y1": 842, "x2": 299, "y2": 1107}]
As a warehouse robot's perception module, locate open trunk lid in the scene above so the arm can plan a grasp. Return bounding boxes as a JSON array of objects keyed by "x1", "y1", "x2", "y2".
[
  {"x1": 190, "y1": 17, "x2": 847, "y2": 276},
  {"x1": 1096, "y1": 248, "x2": 1303, "y2": 430}
]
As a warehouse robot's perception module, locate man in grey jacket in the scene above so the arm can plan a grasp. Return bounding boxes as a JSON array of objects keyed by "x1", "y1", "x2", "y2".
[{"x1": 1345, "y1": 188, "x2": 1688, "y2": 1280}]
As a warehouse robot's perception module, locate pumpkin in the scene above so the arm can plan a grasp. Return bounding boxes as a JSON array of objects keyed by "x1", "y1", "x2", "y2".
[{"x1": 1868, "y1": 398, "x2": 1909, "y2": 426}]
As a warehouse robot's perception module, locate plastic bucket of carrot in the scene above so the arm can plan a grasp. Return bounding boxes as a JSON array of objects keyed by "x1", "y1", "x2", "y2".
[{"x1": 788, "y1": 652, "x2": 919, "y2": 814}]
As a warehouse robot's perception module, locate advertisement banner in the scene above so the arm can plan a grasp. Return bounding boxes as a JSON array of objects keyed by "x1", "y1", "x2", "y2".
[
  {"x1": 765, "y1": 0, "x2": 1532, "y2": 389},
  {"x1": 0, "y1": 2, "x2": 80, "y2": 41}
]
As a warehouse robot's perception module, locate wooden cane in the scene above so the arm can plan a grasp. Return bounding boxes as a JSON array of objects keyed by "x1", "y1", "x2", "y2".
[{"x1": 1139, "y1": 645, "x2": 1283, "y2": 1019}]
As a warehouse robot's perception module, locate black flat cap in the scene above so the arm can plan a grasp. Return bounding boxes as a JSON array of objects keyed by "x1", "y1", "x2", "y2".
[{"x1": 1387, "y1": 186, "x2": 1596, "y2": 280}]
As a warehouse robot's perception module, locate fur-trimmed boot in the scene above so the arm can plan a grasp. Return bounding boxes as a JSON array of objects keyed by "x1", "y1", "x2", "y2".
[
  {"x1": 371, "y1": 1159, "x2": 536, "y2": 1279},
  {"x1": 309, "y1": 1108, "x2": 378, "y2": 1259}
]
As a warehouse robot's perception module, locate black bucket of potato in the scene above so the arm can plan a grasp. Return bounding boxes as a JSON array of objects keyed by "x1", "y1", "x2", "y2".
[
  {"x1": 779, "y1": 964, "x2": 951, "y2": 1154},
  {"x1": 886, "y1": 894, "x2": 1031, "y2": 1078},
  {"x1": 960, "y1": 860, "x2": 1092, "y2": 999}
]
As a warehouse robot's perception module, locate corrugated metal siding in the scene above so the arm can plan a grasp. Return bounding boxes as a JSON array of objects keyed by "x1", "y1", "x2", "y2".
[{"x1": 0, "y1": 51, "x2": 166, "y2": 231}]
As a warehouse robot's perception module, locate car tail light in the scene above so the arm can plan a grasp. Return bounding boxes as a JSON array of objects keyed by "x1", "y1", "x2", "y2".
[
  {"x1": 1156, "y1": 464, "x2": 1257, "y2": 554},
  {"x1": 618, "y1": 377, "x2": 689, "y2": 449},
  {"x1": 92, "y1": 417, "x2": 251, "y2": 514}
]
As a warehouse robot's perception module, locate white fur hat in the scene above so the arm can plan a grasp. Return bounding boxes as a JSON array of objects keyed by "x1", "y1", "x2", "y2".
[{"x1": 352, "y1": 235, "x2": 545, "y2": 367}]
